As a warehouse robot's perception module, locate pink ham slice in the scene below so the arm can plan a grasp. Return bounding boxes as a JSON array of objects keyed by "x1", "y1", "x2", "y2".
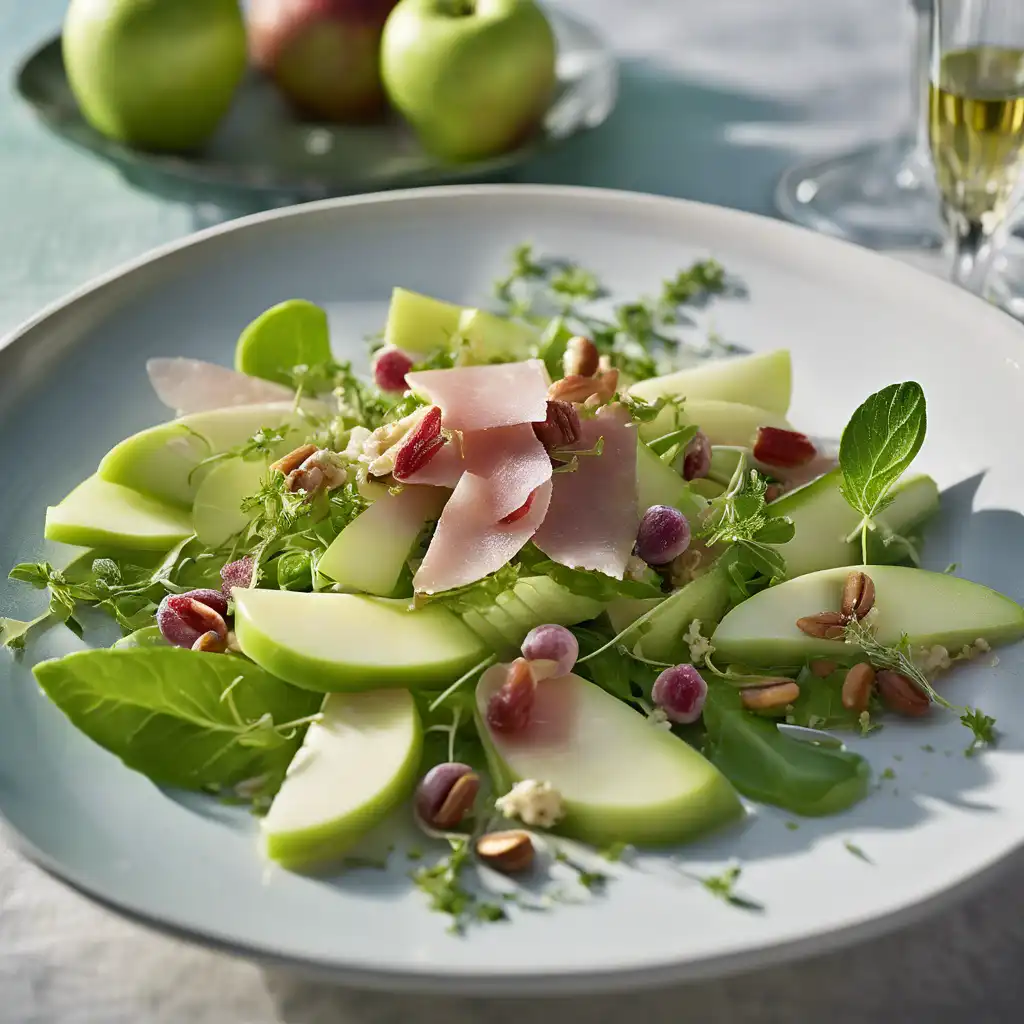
[
  {"x1": 147, "y1": 358, "x2": 293, "y2": 415},
  {"x1": 412, "y1": 423, "x2": 553, "y2": 594},
  {"x1": 533, "y1": 404, "x2": 639, "y2": 579},
  {"x1": 404, "y1": 360, "x2": 549, "y2": 433}
]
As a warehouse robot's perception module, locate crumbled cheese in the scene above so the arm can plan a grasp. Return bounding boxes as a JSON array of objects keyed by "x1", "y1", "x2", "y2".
[
  {"x1": 344, "y1": 426, "x2": 372, "y2": 459},
  {"x1": 495, "y1": 779, "x2": 566, "y2": 828},
  {"x1": 916, "y1": 644, "x2": 952, "y2": 677},
  {"x1": 299, "y1": 448, "x2": 347, "y2": 490},
  {"x1": 362, "y1": 405, "x2": 432, "y2": 477},
  {"x1": 647, "y1": 706, "x2": 672, "y2": 730},
  {"x1": 975, "y1": 637, "x2": 991, "y2": 653},
  {"x1": 624, "y1": 555, "x2": 650, "y2": 583},
  {"x1": 683, "y1": 619, "x2": 715, "y2": 665}
]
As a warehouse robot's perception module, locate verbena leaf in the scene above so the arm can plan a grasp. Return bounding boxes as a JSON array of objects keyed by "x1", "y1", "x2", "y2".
[
  {"x1": 839, "y1": 382, "x2": 927, "y2": 519},
  {"x1": 33, "y1": 648, "x2": 321, "y2": 792}
]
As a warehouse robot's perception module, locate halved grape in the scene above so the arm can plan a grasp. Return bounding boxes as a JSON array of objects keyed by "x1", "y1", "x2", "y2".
[
  {"x1": 521, "y1": 624, "x2": 578, "y2": 680},
  {"x1": 635, "y1": 505, "x2": 691, "y2": 566}
]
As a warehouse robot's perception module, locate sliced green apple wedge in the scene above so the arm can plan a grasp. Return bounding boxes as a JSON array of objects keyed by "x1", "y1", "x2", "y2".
[
  {"x1": 317, "y1": 485, "x2": 447, "y2": 596},
  {"x1": 629, "y1": 349, "x2": 792, "y2": 414},
  {"x1": 383, "y1": 287, "x2": 462, "y2": 355},
  {"x1": 457, "y1": 308, "x2": 538, "y2": 364},
  {"x1": 99, "y1": 402, "x2": 309, "y2": 508},
  {"x1": 192, "y1": 458, "x2": 267, "y2": 547},
  {"x1": 262, "y1": 689, "x2": 422, "y2": 870},
  {"x1": 636, "y1": 399, "x2": 791, "y2": 448},
  {"x1": 233, "y1": 588, "x2": 489, "y2": 692},
  {"x1": 44, "y1": 475, "x2": 193, "y2": 550},
  {"x1": 636, "y1": 441, "x2": 707, "y2": 519},
  {"x1": 713, "y1": 564, "x2": 1024, "y2": 669},
  {"x1": 476, "y1": 670, "x2": 742, "y2": 846}
]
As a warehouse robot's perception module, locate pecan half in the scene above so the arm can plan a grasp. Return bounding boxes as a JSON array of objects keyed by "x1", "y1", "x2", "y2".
[
  {"x1": 795, "y1": 611, "x2": 846, "y2": 640},
  {"x1": 841, "y1": 570, "x2": 875, "y2": 621},
  {"x1": 876, "y1": 670, "x2": 930, "y2": 717},
  {"x1": 270, "y1": 443, "x2": 318, "y2": 476},
  {"x1": 548, "y1": 368, "x2": 619, "y2": 405},
  {"x1": 192, "y1": 630, "x2": 228, "y2": 654},
  {"x1": 533, "y1": 399, "x2": 581, "y2": 450},
  {"x1": 741, "y1": 681, "x2": 800, "y2": 711},
  {"x1": 841, "y1": 663, "x2": 876, "y2": 712},
  {"x1": 475, "y1": 830, "x2": 535, "y2": 874},
  {"x1": 562, "y1": 336, "x2": 600, "y2": 378}
]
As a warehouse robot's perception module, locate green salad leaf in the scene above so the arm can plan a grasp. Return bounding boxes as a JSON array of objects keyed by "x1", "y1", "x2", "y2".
[
  {"x1": 1, "y1": 616, "x2": 39, "y2": 651},
  {"x1": 33, "y1": 647, "x2": 322, "y2": 793},
  {"x1": 839, "y1": 382, "x2": 927, "y2": 562},
  {"x1": 417, "y1": 563, "x2": 522, "y2": 616},
  {"x1": 701, "y1": 682, "x2": 871, "y2": 816},
  {"x1": 521, "y1": 551, "x2": 664, "y2": 602}
]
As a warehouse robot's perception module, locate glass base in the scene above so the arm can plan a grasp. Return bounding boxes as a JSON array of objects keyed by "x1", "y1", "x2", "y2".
[{"x1": 775, "y1": 136, "x2": 946, "y2": 251}]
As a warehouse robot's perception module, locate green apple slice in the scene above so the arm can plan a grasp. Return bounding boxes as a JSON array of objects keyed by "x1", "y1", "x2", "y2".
[
  {"x1": 98, "y1": 402, "x2": 309, "y2": 508},
  {"x1": 317, "y1": 486, "x2": 447, "y2": 596},
  {"x1": 44, "y1": 474, "x2": 193, "y2": 550},
  {"x1": 629, "y1": 350, "x2": 792, "y2": 415},
  {"x1": 383, "y1": 287, "x2": 462, "y2": 355},
  {"x1": 233, "y1": 588, "x2": 489, "y2": 692},
  {"x1": 636, "y1": 440, "x2": 707, "y2": 518},
  {"x1": 637, "y1": 399, "x2": 791, "y2": 447},
  {"x1": 477, "y1": 670, "x2": 742, "y2": 846},
  {"x1": 456, "y1": 308, "x2": 538, "y2": 364},
  {"x1": 234, "y1": 299, "x2": 331, "y2": 385},
  {"x1": 713, "y1": 564, "x2": 1024, "y2": 669},
  {"x1": 262, "y1": 689, "x2": 422, "y2": 870},
  {"x1": 192, "y1": 458, "x2": 267, "y2": 547}
]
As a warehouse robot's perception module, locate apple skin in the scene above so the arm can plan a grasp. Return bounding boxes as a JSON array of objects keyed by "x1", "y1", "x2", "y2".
[
  {"x1": 62, "y1": 0, "x2": 247, "y2": 152},
  {"x1": 381, "y1": 0, "x2": 557, "y2": 162},
  {"x1": 249, "y1": 0, "x2": 399, "y2": 122}
]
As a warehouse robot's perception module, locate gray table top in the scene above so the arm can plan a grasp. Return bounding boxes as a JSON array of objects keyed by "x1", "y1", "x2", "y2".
[{"x1": 2, "y1": 1, "x2": 1022, "y2": 1020}]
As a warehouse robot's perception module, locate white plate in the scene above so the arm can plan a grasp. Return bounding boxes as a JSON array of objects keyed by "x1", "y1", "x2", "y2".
[{"x1": 1, "y1": 185, "x2": 1023, "y2": 995}]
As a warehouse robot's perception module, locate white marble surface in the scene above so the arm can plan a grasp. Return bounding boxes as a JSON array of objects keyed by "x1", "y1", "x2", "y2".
[{"x1": 2, "y1": 1, "x2": 1023, "y2": 1021}]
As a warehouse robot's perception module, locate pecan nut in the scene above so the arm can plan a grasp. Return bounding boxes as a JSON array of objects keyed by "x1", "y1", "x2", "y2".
[
  {"x1": 740, "y1": 681, "x2": 800, "y2": 711},
  {"x1": 270, "y1": 443, "x2": 319, "y2": 476},
  {"x1": 547, "y1": 368, "x2": 619, "y2": 405},
  {"x1": 841, "y1": 571, "x2": 876, "y2": 621},
  {"x1": 876, "y1": 670, "x2": 930, "y2": 717},
  {"x1": 841, "y1": 663, "x2": 876, "y2": 713},
  {"x1": 795, "y1": 611, "x2": 847, "y2": 640},
  {"x1": 432, "y1": 772, "x2": 481, "y2": 831},
  {"x1": 191, "y1": 629, "x2": 228, "y2": 654},
  {"x1": 475, "y1": 830, "x2": 535, "y2": 874},
  {"x1": 562, "y1": 336, "x2": 600, "y2": 378},
  {"x1": 533, "y1": 399, "x2": 581, "y2": 450}
]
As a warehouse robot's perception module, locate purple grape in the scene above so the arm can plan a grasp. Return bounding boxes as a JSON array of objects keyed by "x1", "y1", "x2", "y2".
[
  {"x1": 414, "y1": 762, "x2": 480, "y2": 831},
  {"x1": 683, "y1": 430, "x2": 711, "y2": 480},
  {"x1": 220, "y1": 556, "x2": 254, "y2": 595},
  {"x1": 156, "y1": 590, "x2": 228, "y2": 649},
  {"x1": 635, "y1": 505, "x2": 691, "y2": 566},
  {"x1": 521, "y1": 624, "x2": 578, "y2": 679},
  {"x1": 652, "y1": 665, "x2": 708, "y2": 724}
]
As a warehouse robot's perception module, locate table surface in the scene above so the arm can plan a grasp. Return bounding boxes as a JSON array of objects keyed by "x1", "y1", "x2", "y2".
[{"x1": 2, "y1": 1, "x2": 1023, "y2": 1021}]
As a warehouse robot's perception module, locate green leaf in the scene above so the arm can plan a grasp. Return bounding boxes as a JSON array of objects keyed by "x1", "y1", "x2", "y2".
[
  {"x1": 235, "y1": 299, "x2": 331, "y2": 386},
  {"x1": 1, "y1": 616, "x2": 36, "y2": 650},
  {"x1": 787, "y1": 666, "x2": 867, "y2": 731},
  {"x1": 839, "y1": 382, "x2": 927, "y2": 520},
  {"x1": 420, "y1": 563, "x2": 522, "y2": 616},
  {"x1": 33, "y1": 648, "x2": 321, "y2": 792},
  {"x1": 519, "y1": 547, "x2": 663, "y2": 601},
  {"x1": 701, "y1": 682, "x2": 871, "y2": 816}
]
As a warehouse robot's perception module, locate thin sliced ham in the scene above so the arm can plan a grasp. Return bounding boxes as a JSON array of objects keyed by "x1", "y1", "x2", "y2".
[
  {"x1": 404, "y1": 360, "x2": 549, "y2": 432},
  {"x1": 533, "y1": 404, "x2": 639, "y2": 579},
  {"x1": 147, "y1": 358, "x2": 293, "y2": 415},
  {"x1": 463, "y1": 424, "x2": 552, "y2": 519},
  {"x1": 414, "y1": 479, "x2": 552, "y2": 595}
]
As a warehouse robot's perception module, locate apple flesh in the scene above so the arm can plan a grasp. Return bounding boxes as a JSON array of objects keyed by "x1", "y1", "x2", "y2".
[
  {"x1": 476, "y1": 670, "x2": 742, "y2": 846},
  {"x1": 249, "y1": 0, "x2": 398, "y2": 122},
  {"x1": 63, "y1": 0, "x2": 247, "y2": 152},
  {"x1": 381, "y1": 0, "x2": 558, "y2": 162},
  {"x1": 713, "y1": 564, "x2": 1024, "y2": 669},
  {"x1": 192, "y1": 458, "x2": 268, "y2": 548},
  {"x1": 635, "y1": 399, "x2": 792, "y2": 448},
  {"x1": 263, "y1": 689, "x2": 422, "y2": 870}
]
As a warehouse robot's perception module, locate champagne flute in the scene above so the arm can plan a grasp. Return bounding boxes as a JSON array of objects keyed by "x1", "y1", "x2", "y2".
[
  {"x1": 929, "y1": 0, "x2": 1024, "y2": 294},
  {"x1": 775, "y1": 0, "x2": 945, "y2": 250}
]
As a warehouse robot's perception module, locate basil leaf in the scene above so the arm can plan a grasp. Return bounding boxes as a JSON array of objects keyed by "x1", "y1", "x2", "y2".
[
  {"x1": 33, "y1": 648, "x2": 321, "y2": 792},
  {"x1": 702, "y1": 682, "x2": 870, "y2": 816},
  {"x1": 1, "y1": 617, "x2": 34, "y2": 650},
  {"x1": 839, "y1": 382, "x2": 927, "y2": 519},
  {"x1": 787, "y1": 665, "x2": 868, "y2": 731}
]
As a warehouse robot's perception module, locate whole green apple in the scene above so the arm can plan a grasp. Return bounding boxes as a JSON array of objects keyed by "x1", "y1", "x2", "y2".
[
  {"x1": 381, "y1": 0, "x2": 557, "y2": 162},
  {"x1": 62, "y1": 0, "x2": 248, "y2": 152}
]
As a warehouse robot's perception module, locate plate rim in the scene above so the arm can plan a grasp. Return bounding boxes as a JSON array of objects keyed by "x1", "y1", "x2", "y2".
[{"x1": 3, "y1": 183, "x2": 1024, "y2": 994}]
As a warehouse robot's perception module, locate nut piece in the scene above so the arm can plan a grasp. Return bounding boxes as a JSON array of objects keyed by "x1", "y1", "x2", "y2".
[
  {"x1": 548, "y1": 368, "x2": 620, "y2": 405},
  {"x1": 285, "y1": 465, "x2": 324, "y2": 495},
  {"x1": 270, "y1": 443, "x2": 319, "y2": 476},
  {"x1": 475, "y1": 830, "x2": 535, "y2": 874},
  {"x1": 795, "y1": 611, "x2": 847, "y2": 640},
  {"x1": 752, "y1": 426, "x2": 817, "y2": 468},
  {"x1": 533, "y1": 399, "x2": 581, "y2": 451},
  {"x1": 740, "y1": 681, "x2": 800, "y2": 711},
  {"x1": 191, "y1": 630, "x2": 227, "y2": 654},
  {"x1": 562, "y1": 336, "x2": 600, "y2": 378},
  {"x1": 841, "y1": 663, "x2": 876, "y2": 712},
  {"x1": 432, "y1": 772, "x2": 481, "y2": 830},
  {"x1": 841, "y1": 571, "x2": 876, "y2": 621},
  {"x1": 809, "y1": 659, "x2": 838, "y2": 678},
  {"x1": 876, "y1": 670, "x2": 930, "y2": 717}
]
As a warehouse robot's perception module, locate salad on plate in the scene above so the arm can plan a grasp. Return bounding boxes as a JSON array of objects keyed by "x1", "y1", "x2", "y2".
[{"x1": 3, "y1": 248, "x2": 1021, "y2": 930}]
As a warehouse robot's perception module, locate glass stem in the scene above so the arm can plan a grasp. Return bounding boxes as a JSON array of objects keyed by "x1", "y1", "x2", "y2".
[
  {"x1": 908, "y1": 0, "x2": 934, "y2": 158},
  {"x1": 948, "y1": 215, "x2": 993, "y2": 294}
]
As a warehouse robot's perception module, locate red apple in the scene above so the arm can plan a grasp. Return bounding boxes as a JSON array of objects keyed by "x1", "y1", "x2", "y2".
[{"x1": 248, "y1": 0, "x2": 398, "y2": 122}]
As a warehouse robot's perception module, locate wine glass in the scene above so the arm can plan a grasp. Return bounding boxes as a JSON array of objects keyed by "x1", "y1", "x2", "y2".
[
  {"x1": 775, "y1": 0, "x2": 946, "y2": 250},
  {"x1": 929, "y1": 0, "x2": 1024, "y2": 295}
]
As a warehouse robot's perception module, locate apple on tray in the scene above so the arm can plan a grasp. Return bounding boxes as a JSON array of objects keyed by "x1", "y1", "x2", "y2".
[
  {"x1": 381, "y1": 0, "x2": 558, "y2": 162},
  {"x1": 62, "y1": 0, "x2": 248, "y2": 152},
  {"x1": 249, "y1": 0, "x2": 399, "y2": 122}
]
